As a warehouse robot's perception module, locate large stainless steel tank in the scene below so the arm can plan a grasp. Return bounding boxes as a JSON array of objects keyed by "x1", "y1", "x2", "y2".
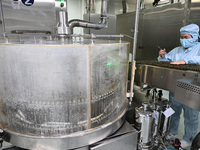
[{"x1": 0, "y1": 39, "x2": 129, "y2": 150}]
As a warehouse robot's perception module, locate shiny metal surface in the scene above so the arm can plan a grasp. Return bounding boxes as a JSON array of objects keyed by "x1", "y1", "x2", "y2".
[
  {"x1": 83, "y1": 14, "x2": 116, "y2": 35},
  {"x1": 135, "y1": 104, "x2": 154, "y2": 149},
  {"x1": 138, "y1": 64, "x2": 200, "y2": 111},
  {"x1": 174, "y1": 78, "x2": 200, "y2": 111},
  {"x1": 129, "y1": 0, "x2": 141, "y2": 104},
  {"x1": 3, "y1": 111, "x2": 125, "y2": 150},
  {"x1": 153, "y1": 104, "x2": 162, "y2": 138},
  {"x1": 0, "y1": 41, "x2": 129, "y2": 149},
  {"x1": 139, "y1": 65, "x2": 200, "y2": 93},
  {"x1": 0, "y1": 0, "x2": 57, "y2": 36},
  {"x1": 57, "y1": 11, "x2": 71, "y2": 37},
  {"x1": 132, "y1": 85, "x2": 151, "y2": 105},
  {"x1": 90, "y1": 121, "x2": 138, "y2": 150},
  {"x1": 159, "y1": 100, "x2": 171, "y2": 136},
  {"x1": 0, "y1": 0, "x2": 109, "y2": 38}
]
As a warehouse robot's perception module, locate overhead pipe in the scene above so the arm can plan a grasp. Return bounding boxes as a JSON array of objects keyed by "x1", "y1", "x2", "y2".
[
  {"x1": 183, "y1": 0, "x2": 191, "y2": 26},
  {"x1": 68, "y1": 0, "x2": 108, "y2": 34}
]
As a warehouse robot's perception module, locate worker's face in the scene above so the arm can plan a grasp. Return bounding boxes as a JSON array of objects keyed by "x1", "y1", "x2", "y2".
[{"x1": 180, "y1": 34, "x2": 192, "y2": 39}]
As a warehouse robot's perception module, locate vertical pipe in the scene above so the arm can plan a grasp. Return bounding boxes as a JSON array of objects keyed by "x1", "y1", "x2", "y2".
[
  {"x1": 88, "y1": 46, "x2": 92, "y2": 129},
  {"x1": 89, "y1": 0, "x2": 91, "y2": 34},
  {"x1": 101, "y1": 0, "x2": 107, "y2": 17},
  {"x1": 129, "y1": 0, "x2": 141, "y2": 103},
  {"x1": 0, "y1": 0, "x2": 7, "y2": 43},
  {"x1": 183, "y1": 0, "x2": 191, "y2": 26},
  {"x1": 69, "y1": 0, "x2": 108, "y2": 31},
  {"x1": 57, "y1": 11, "x2": 71, "y2": 37},
  {"x1": 86, "y1": 0, "x2": 89, "y2": 13},
  {"x1": 91, "y1": 0, "x2": 95, "y2": 12},
  {"x1": 93, "y1": 0, "x2": 96, "y2": 12}
]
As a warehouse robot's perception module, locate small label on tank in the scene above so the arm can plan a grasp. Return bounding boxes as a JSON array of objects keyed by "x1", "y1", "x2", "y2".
[
  {"x1": 12, "y1": 0, "x2": 20, "y2": 9},
  {"x1": 126, "y1": 92, "x2": 134, "y2": 98},
  {"x1": 162, "y1": 107, "x2": 175, "y2": 118},
  {"x1": 21, "y1": 0, "x2": 34, "y2": 6}
]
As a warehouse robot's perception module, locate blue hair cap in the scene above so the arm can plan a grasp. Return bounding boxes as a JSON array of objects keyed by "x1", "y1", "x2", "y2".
[{"x1": 180, "y1": 24, "x2": 200, "y2": 41}]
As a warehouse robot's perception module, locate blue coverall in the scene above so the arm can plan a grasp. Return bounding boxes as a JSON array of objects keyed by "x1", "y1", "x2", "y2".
[{"x1": 158, "y1": 41, "x2": 200, "y2": 143}]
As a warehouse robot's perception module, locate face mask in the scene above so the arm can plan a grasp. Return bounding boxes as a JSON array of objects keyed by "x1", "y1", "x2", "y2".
[{"x1": 180, "y1": 38, "x2": 195, "y2": 48}]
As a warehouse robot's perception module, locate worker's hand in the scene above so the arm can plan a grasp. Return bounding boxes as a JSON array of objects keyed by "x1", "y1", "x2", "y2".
[
  {"x1": 170, "y1": 60, "x2": 186, "y2": 65},
  {"x1": 159, "y1": 49, "x2": 166, "y2": 57}
]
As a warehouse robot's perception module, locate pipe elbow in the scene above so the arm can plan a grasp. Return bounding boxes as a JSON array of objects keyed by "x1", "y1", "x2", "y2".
[
  {"x1": 69, "y1": 17, "x2": 108, "y2": 30},
  {"x1": 93, "y1": 17, "x2": 108, "y2": 29},
  {"x1": 69, "y1": 0, "x2": 108, "y2": 33}
]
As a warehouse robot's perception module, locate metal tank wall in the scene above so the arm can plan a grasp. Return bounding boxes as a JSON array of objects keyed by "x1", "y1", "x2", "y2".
[
  {"x1": 0, "y1": 44, "x2": 90, "y2": 135},
  {"x1": 90, "y1": 43, "x2": 129, "y2": 127},
  {"x1": 0, "y1": 40, "x2": 129, "y2": 149},
  {"x1": 116, "y1": 1, "x2": 200, "y2": 60},
  {"x1": 0, "y1": 0, "x2": 131, "y2": 149}
]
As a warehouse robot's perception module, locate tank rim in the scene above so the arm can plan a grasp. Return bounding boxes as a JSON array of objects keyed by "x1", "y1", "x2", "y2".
[{"x1": 1, "y1": 108, "x2": 126, "y2": 150}]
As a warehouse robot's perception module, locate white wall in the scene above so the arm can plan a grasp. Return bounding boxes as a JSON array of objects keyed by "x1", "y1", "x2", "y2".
[
  {"x1": 67, "y1": 0, "x2": 86, "y2": 34},
  {"x1": 95, "y1": 0, "x2": 136, "y2": 14},
  {"x1": 66, "y1": 0, "x2": 136, "y2": 34}
]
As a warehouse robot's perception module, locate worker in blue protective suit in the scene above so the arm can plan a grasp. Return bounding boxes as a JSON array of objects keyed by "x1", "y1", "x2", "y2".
[{"x1": 157, "y1": 24, "x2": 200, "y2": 148}]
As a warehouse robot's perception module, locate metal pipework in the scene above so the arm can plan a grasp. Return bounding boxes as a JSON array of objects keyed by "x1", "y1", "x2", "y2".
[
  {"x1": 57, "y1": 11, "x2": 71, "y2": 37},
  {"x1": 71, "y1": 34, "x2": 124, "y2": 38},
  {"x1": 55, "y1": 0, "x2": 71, "y2": 37},
  {"x1": 160, "y1": 101, "x2": 171, "y2": 136},
  {"x1": 69, "y1": 0, "x2": 108, "y2": 34},
  {"x1": 129, "y1": 0, "x2": 141, "y2": 104},
  {"x1": 86, "y1": 0, "x2": 96, "y2": 13},
  {"x1": 0, "y1": 0, "x2": 8, "y2": 43},
  {"x1": 70, "y1": 34, "x2": 124, "y2": 43}
]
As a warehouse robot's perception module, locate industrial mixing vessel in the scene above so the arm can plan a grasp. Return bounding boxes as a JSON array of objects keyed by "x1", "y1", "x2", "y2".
[{"x1": 0, "y1": 39, "x2": 129, "y2": 150}]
